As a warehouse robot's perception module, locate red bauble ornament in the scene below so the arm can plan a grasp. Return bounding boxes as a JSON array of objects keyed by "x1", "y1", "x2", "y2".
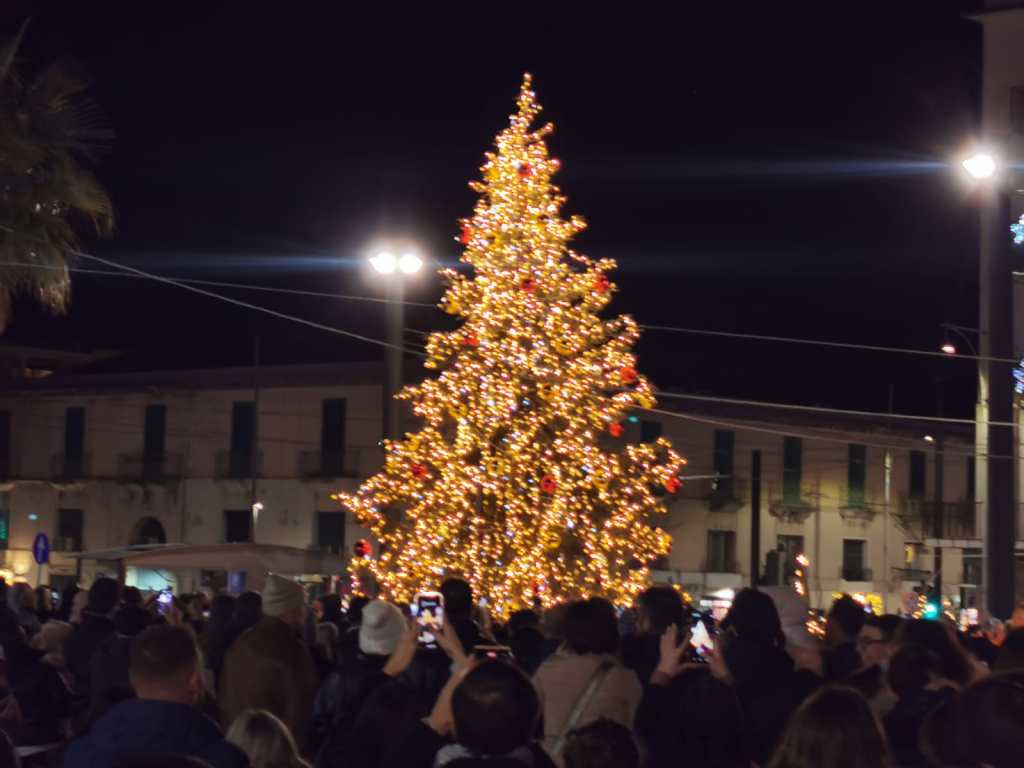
[
  {"x1": 411, "y1": 462, "x2": 428, "y2": 478},
  {"x1": 462, "y1": 333, "x2": 480, "y2": 347},
  {"x1": 595, "y1": 275, "x2": 610, "y2": 294},
  {"x1": 664, "y1": 477, "x2": 681, "y2": 494},
  {"x1": 540, "y1": 475, "x2": 557, "y2": 495},
  {"x1": 521, "y1": 277, "x2": 538, "y2": 294},
  {"x1": 608, "y1": 423, "x2": 624, "y2": 438},
  {"x1": 620, "y1": 366, "x2": 639, "y2": 385},
  {"x1": 459, "y1": 225, "x2": 471, "y2": 245},
  {"x1": 518, "y1": 162, "x2": 533, "y2": 178},
  {"x1": 353, "y1": 538, "x2": 371, "y2": 558}
]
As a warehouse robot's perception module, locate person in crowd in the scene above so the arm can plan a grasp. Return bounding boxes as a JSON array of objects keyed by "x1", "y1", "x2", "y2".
[
  {"x1": 204, "y1": 594, "x2": 237, "y2": 692},
  {"x1": 331, "y1": 673, "x2": 424, "y2": 768},
  {"x1": 229, "y1": 592, "x2": 263, "y2": 639},
  {"x1": 533, "y1": 598, "x2": 641, "y2": 760},
  {"x1": 310, "y1": 600, "x2": 406, "y2": 753},
  {"x1": 822, "y1": 594, "x2": 866, "y2": 681},
  {"x1": 54, "y1": 585, "x2": 81, "y2": 624},
  {"x1": 33, "y1": 586, "x2": 54, "y2": 625},
  {"x1": 10, "y1": 583, "x2": 40, "y2": 640},
  {"x1": 506, "y1": 610, "x2": 549, "y2": 676},
  {"x1": 227, "y1": 709, "x2": 310, "y2": 768},
  {"x1": 64, "y1": 624, "x2": 247, "y2": 768},
  {"x1": 883, "y1": 643, "x2": 958, "y2": 768},
  {"x1": 219, "y1": 574, "x2": 318, "y2": 751},
  {"x1": 766, "y1": 686, "x2": 888, "y2": 768},
  {"x1": 440, "y1": 579, "x2": 484, "y2": 654},
  {"x1": 337, "y1": 596, "x2": 369, "y2": 665},
  {"x1": 64, "y1": 577, "x2": 121, "y2": 707},
  {"x1": 30, "y1": 620, "x2": 74, "y2": 683},
  {"x1": 69, "y1": 589, "x2": 90, "y2": 628},
  {"x1": 845, "y1": 614, "x2": 903, "y2": 716},
  {"x1": 562, "y1": 719, "x2": 639, "y2": 768},
  {"x1": 994, "y1": 627, "x2": 1024, "y2": 672},
  {"x1": 621, "y1": 586, "x2": 684, "y2": 687},
  {"x1": 319, "y1": 593, "x2": 343, "y2": 634},
  {"x1": 113, "y1": 587, "x2": 153, "y2": 637},
  {"x1": 179, "y1": 594, "x2": 207, "y2": 637},
  {"x1": 898, "y1": 619, "x2": 979, "y2": 687},
  {"x1": 761, "y1": 586, "x2": 821, "y2": 675},
  {"x1": 384, "y1": 659, "x2": 555, "y2": 768},
  {"x1": 0, "y1": 608, "x2": 72, "y2": 745},
  {"x1": 314, "y1": 623, "x2": 339, "y2": 669}
]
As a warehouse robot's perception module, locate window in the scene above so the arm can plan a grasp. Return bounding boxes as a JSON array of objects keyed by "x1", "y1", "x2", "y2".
[
  {"x1": 640, "y1": 420, "x2": 663, "y2": 443},
  {"x1": 317, "y1": 511, "x2": 345, "y2": 554},
  {"x1": 143, "y1": 405, "x2": 166, "y2": 480},
  {"x1": 707, "y1": 530, "x2": 737, "y2": 573},
  {"x1": 56, "y1": 508, "x2": 84, "y2": 552},
  {"x1": 320, "y1": 399, "x2": 347, "y2": 476},
  {"x1": 963, "y1": 547, "x2": 982, "y2": 586},
  {"x1": 783, "y1": 437, "x2": 802, "y2": 504},
  {"x1": 842, "y1": 539, "x2": 867, "y2": 581},
  {"x1": 224, "y1": 510, "x2": 252, "y2": 543},
  {"x1": 229, "y1": 402, "x2": 256, "y2": 477},
  {"x1": 910, "y1": 451, "x2": 927, "y2": 500},
  {"x1": 65, "y1": 407, "x2": 85, "y2": 478},
  {"x1": 1012, "y1": 85, "x2": 1024, "y2": 135},
  {"x1": 0, "y1": 411, "x2": 9, "y2": 480},
  {"x1": 713, "y1": 430, "x2": 735, "y2": 498},
  {"x1": 777, "y1": 535, "x2": 805, "y2": 584},
  {"x1": 848, "y1": 444, "x2": 866, "y2": 507}
]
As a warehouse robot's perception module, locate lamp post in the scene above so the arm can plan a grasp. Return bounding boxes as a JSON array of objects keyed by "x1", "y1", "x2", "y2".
[
  {"x1": 961, "y1": 150, "x2": 1017, "y2": 618},
  {"x1": 369, "y1": 249, "x2": 423, "y2": 441}
]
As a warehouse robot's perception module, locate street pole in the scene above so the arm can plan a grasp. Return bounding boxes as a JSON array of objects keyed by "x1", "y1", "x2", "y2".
[
  {"x1": 383, "y1": 279, "x2": 403, "y2": 442},
  {"x1": 750, "y1": 450, "x2": 761, "y2": 587}
]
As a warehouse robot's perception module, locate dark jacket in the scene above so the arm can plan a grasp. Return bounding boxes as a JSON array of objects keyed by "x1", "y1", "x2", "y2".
[
  {"x1": 310, "y1": 654, "x2": 389, "y2": 757},
  {"x1": 63, "y1": 698, "x2": 247, "y2": 768},
  {"x1": 4, "y1": 644, "x2": 72, "y2": 745},
  {"x1": 65, "y1": 614, "x2": 118, "y2": 702},
  {"x1": 381, "y1": 720, "x2": 555, "y2": 768},
  {"x1": 397, "y1": 648, "x2": 454, "y2": 719},
  {"x1": 112, "y1": 605, "x2": 152, "y2": 638},
  {"x1": 621, "y1": 633, "x2": 661, "y2": 688},
  {"x1": 884, "y1": 687, "x2": 957, "y2": 768}
]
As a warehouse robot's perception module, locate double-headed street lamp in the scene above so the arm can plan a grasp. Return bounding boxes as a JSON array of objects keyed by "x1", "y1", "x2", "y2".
[{"x1": 369, "y1": 248, "x2": 423, "y2": 442}]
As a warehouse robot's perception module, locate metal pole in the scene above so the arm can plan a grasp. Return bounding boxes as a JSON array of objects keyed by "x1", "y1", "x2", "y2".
[
  {"x1": 383, "y1": 280, "x2": 403, "y2": 441},
  {"x1": 750, "y1": 450, "x2": 761, "y2": 587}
]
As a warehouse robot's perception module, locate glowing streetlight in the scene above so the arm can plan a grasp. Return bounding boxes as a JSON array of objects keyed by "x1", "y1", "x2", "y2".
[
  {"x1": 398, "y1": 252, "x2": 423, "y2": 275},
  {"x1": 923, "y1": 435, "x2": 936, "y2": 444},
  {"x1": 370, "y1": 251, "x2": 398, "y2": 274},
  {"x1": 941, "y1": 342, "x2": 957, "y2": 355},
  {"x1": 962, "y1": 152, "x2": 997, "y2": 180}
]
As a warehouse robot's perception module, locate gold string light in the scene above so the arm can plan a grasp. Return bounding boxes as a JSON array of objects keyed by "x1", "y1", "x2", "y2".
[{"x1": 337, "y1": 74, "x2": 686, "y2": 617}]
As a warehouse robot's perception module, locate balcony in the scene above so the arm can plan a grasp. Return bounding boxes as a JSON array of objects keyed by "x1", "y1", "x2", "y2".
[
  {"x1": 839, "y1": 495, "x2": 879, "y2": 523},
  {"x1": 673, "y1": 475, "x2": 746, "y2": 513},
  {"x1": 215, "y1": 450, "x2": 262, "y2": 479},
  {"x1": 298, "y1": 448, "x2": 374, "y2": 480},
  {"x1": 117, "y1": 452, "x2": 184, "y2": 484},
  {"x1": 702, "y1": 559, "x2": 741, "y2": 575},
  {"x1": 840, "y1": 567, "x2": 874, "y2": 582},
  {"x1": 50, "y1": 453, "x2": 91, "y2": 482},
  {"x1": 52, "y1": 535, "x2": 82, "y2": 553},
  {"x1": 895, "y1": 499, "x2": 978, "y2": 541},
  {"x1": 769, "y1": 488, "x2": 819, "y2": 523}
]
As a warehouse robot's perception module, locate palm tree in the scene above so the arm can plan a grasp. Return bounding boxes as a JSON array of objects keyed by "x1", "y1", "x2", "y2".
[{"x1": 0, "y1": 21, "x2": 113, "y2": 331}]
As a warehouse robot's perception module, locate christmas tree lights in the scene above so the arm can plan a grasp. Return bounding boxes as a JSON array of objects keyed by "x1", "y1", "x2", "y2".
[{"x1": 338, "y1": 74, "x2": 686, "y2": 616}]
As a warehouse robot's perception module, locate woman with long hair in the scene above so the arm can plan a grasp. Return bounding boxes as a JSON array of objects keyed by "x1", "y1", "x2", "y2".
[{"x1": 226, "y1": 710, "x2": 309, "y2": 768}]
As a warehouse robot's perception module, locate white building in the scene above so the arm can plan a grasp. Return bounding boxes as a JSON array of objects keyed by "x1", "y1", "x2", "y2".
[{"x1": 0, "y1": 354, "x2": 975, "y2": 610}]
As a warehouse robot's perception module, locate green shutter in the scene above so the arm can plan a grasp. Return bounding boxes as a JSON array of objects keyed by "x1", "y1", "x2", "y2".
[
  {"x1": 783, "y1": 437, "x2": 802, "y2": 504},
  {"x1": 848, "y1": 444, "x2": 866, "y2": 507}
]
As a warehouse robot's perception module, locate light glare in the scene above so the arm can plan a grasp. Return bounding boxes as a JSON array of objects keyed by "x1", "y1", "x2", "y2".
[
  {"x1": 941, "y1": 342, "x2": 956, "y2": 355},
  {"x1": 370, "y1": 251, "x2": 397, "y2": 274},
  {"x1": 962, "y1": 153, "x2": 997, "y2": 180},
  {"x1": 398, "y1": 253, "x2": 423, "y2": 274}
]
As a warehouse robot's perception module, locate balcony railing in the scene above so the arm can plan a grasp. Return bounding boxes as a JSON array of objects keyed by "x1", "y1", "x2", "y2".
[
  {"x1": 215, "y1": 450, "x2": 263, "y2": 479},
  {"x1": 50, "y1": 453, "x2": 91, "y2": 482},
  {"x1": 703, "y1": 559, "x2": 740, "y2": 574},
  {"x1": 52, "y1": 535, "x2": 82, "y2": 553},
  {"x1": 769, "y1": 487, "x2": 819, "y2": 523},
  {"x1": 895, "y1": 499, "x2": 978, "y2": 540},
  {"x1": 298, "y1": 448, "x2": 373, "y2": 479},
  {"x1": 840, "y1": 567, "x2": 874, "y2": 582},
  {"x1": 117, "y1": 452, "x2": 184, "y2": 483}
]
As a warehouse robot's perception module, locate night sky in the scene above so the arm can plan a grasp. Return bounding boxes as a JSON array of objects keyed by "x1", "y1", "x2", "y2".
[{"x1": 1, "y1": 3, "x2": 991, "y2": 418}]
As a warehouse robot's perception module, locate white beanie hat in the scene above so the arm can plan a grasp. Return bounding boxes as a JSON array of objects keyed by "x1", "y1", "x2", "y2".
[
  {"x1": 359, "y1": 600, "x2": 405, "y2": 657},
  {"x1": 261, "y1": 573, "x2": 305, "y2": 619}
]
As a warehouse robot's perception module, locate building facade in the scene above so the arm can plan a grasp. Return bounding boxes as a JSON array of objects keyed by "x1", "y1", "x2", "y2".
[{"x1": 0, "y1": 360, "x2": 977, "y2": 609}]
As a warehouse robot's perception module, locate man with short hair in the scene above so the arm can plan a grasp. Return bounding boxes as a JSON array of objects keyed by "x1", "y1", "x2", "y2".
[
  {"x1": 219, "y1": 573, "x2": 318, "y2": 749},
  {"x1": 822, "y1": 594, "x2": 867, "y2": 681},
  {"x1": 64, "y1": 625, "x2": 246, "y2": 768},
  {"x1": 623, "y1": 586, "x2": 684, "y2": 687},
  {"x1": 857, "y1": 614, "x2": 902, "y2": 670},
  {"x1": 113, "y1": 586, "x2": 153, "y2": 637},
  {"x1": 440, "y1": 578, "x2": 483, "y2": 654},
  {"x1": 65, "y1": 577, "x2": 121, "y2": 705}
]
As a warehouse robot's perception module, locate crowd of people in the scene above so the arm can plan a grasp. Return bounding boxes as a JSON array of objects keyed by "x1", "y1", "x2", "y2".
[{"x1": 1, "y1": 574, "x2": 1023, "y2": 767}]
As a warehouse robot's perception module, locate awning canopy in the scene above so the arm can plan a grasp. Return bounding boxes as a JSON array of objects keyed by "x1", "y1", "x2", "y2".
[{"x1": 69, "y1": 543, "x2": 346, "y2": 591}]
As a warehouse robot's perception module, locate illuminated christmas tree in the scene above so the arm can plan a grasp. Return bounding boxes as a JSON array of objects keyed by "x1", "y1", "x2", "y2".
[{"x1": 339, "y1": 74, "x2": 686, "y2": 615}]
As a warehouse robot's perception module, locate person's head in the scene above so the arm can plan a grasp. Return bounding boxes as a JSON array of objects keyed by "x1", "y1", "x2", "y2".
[
  {"x1": 70, "y1": 589, "x2": 89, "y2": 623},
  {"x1": 11, "y1": 582, "x2": 33, "y2": 611},
  {"x1": 440, "y1": 578, "x2": 474, "y2": 623},
  {"x1": 129, "y1": 624, "x2": 202, "y2": 705},
  {"x1": 767, "y1": 686, "x2": 887, "y2": 768},
  {"x1": 260, "y1": 575, "x2": 305, "y2": 626},
  {"x1": 320, "y1": 593, "x2": 342, "y2": 623},
  {"x1": 226, "y1": 709, "x2": 309, "y2": 768},
  {"x1": 452, "y1": 661, "x2": 540, "y2": 756},
  {"x1": 857, "y1": 614, "x2": 902, "y2": 669},
  {"x1": 315, "y1": 622, "x2": 338, "y2": 662},
  {"x1": 563, "y1": 719, "x2": 640, "y2": 768},
  {"x1": 635, "y1": 586, "x2": 684, "y2": 636},
  {"x1": 234, "y1": 591, "x2": 263, "y2": 628},
  {"x1": 1010, "y1": 602, "x2": 1024, "y2": 629},
  {"x1": 564, "y1": 598, "x2": 619, "y2": 655},
  {"x1": 896, "y1": 619, "x2": 972, "y2": 687},
  {"x1": 31, "y1": 620, "x2": 73, "y2": 659},
  {"x1": 208, "y1": 594, "x2": 236, "y2": 627},
  {"x1": 359, "y1": 600, "x2": 406, "y2": 658},
  {"x1": 59, "y1": 584, "x2": 80, "y2": 612},
  {"x1": 88, "y1": 577, "x2": 122, "y2": 617},
  {"x1": 346, "y1": 595, "x2": 370, "y2": 627},
  {"x1": 721, "y1": 588, "x2": 784, "y2": 647},
  {"x1": 34, "y1": 585, "x2": 53, "y2": 612},
  {"x1": 121, "y1": 586, "x2": 143, "y2": 608},
  {"x1": 826, "y1": 595, "x2": 866, "y2": 646},
  {"x1": 507, "y1": 609, "x2": 541, "y2": 636}
]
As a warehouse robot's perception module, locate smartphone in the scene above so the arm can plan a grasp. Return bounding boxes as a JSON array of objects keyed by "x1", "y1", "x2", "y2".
[
  {"x1": 473, "y1": 644, "x2": 514, "y2": 661},
  {"x1": 689, "y1": 618, "x2": 714, "y2": 658},
  {"x1": 156, "y1": 589, "x2": 174, "y2": 616},
  {"x1": 412, "y1": 591, "x2": 444, "y2": 647}
]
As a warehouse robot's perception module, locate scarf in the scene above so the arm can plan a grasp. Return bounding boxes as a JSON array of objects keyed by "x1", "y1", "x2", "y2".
[{"x1": 434, "y1": 743, "x2": 535, "y2": 767}]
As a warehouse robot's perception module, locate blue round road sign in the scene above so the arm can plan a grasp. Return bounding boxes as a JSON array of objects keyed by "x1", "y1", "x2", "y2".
[{"x1": 32, "y1": 533, "x2": 50, "y2": 565}]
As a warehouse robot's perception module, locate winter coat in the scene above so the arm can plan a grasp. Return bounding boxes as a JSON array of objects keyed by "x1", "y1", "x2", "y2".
[
  {"x1": 112, "y1": 605, "x2": 152, "y2": 638},
  {"x1": 63, "y1": 698, "x2": 247, "y2": 768},
  {"x1": 380, "y1": 720, "x2": 556, "y2": 768},
  {"x1": 218, "y1": 617, "x2": 318, "y2": 750},
  {"x1": 533, "y1": 650, "x2": 642, "y2": 760},
  {"x1": 309, "y1": 654, "x2": 389, "y2": 757},
  {"x1": 4, "y1": 643, "x2": 72, "y2": 745},
  {"x1": 65, "y1": 614, "x2": 118, "y2": 703}
]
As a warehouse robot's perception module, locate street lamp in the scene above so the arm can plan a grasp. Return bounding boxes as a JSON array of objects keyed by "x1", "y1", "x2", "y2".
[
  {"x1": 368, "y1": 247, "x2": 423, "y2": 441},
  {"x1": 962, "y1": 152, "x2": 998, "y2": 181}
]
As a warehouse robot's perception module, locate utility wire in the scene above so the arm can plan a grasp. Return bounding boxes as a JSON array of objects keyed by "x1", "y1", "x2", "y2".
[{"x1": 639, "y1": 324, "x2": 1018, "y2": 365}]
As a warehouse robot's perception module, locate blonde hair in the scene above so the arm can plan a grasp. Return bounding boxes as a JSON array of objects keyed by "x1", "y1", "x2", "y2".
[
  {"x1": 33, "y1": 620, "x2": 73, "y2": 657},
  {"x1": 226, "y1": 710, "x2": 309, "y2": 768}
]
